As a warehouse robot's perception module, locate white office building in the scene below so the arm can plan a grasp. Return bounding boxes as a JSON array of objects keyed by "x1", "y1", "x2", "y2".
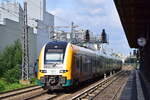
[{"x1": 0, "y1": 1, "x2": 24, "y2": 25}]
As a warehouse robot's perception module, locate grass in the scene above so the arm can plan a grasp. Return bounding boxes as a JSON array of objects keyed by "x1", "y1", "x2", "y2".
[
  {"x1": 0, "y1": 78, "x2": 36, "y2": 93},
  {"x1": 3, "y1": 83, "x2": 31, "y2": 92}
]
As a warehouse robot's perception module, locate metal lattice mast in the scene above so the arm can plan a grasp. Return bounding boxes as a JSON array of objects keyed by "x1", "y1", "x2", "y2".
[
  {"x1": 22, "y1": 0, "x2": 29, "y2": 81},
  {"x1": 70, "y1": 22, "x2": 74, "y2": 42}
]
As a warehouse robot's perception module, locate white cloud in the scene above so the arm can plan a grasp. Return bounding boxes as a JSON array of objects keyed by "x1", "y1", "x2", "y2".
[
  {"x1": 48, "y1": 0, "x2": 131, "y2": 55},
  {"x1": 50, "y1": 7, "x2": 121, "y2": 33},
  {"x1": 89, "y1": 8, "x2": 103, "y2": 15},
  {"x1": 50, "y1": 8, "x2": 64, "y2": 15},
  {"x1": 80, "y1": 0, "x2": 105, "y2": 5}
]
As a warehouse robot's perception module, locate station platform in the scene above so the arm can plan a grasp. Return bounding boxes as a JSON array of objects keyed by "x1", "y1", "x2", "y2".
[{"x1": 120, "y1": 69, "x2": 150, "y2": 100}]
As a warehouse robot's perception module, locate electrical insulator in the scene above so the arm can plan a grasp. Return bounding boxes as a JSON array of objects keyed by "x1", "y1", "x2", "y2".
[
  {"x1": 84, "y1": 30, "x2": 90, "y2": 42},
  {"x1": 100, "y1": 29, "x2": 107, "y2": 43}
]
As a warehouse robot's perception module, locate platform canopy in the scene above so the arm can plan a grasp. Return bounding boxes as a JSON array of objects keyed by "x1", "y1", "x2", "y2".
[{"x1": 114, "y1": 0, "x2": 150, "y2": 48}]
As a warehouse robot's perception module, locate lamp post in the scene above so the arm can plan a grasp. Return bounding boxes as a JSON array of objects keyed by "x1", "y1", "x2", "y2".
[{"x1": 137, "y1": 37, "x2": 147, "y2": 71}]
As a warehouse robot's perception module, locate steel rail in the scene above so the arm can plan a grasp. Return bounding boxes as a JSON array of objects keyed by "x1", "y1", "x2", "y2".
[
  {"x1": 0, "y1": 85, "x2": 42, "y2": 99},
  {"x1": 23, "y1": 90, "x2": 48, "y2": 100},
  {"x1": 25, "y1": 92, "x2": 64, "y2": 100},
  {"x1": 71, "y1": 71, "x2": 124, "y2": 100},
  {"x1": 110, "y1": 73, "x2": 129, "y2": 100},
  {"x1": 0, "y1": 85, "x2": 38, "y2": 94}
]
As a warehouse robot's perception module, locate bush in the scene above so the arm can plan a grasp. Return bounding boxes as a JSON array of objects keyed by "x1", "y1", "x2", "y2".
[
  {"x1": 3, "y1": 64, "x2": 21, "y2": 83},
  {"x1": 0, "y1": 80, "x2": 6, "y2": 91}
]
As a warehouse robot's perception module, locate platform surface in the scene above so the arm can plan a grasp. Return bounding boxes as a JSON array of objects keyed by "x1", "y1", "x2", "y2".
[{"x1": 120, "y1": 70, "x2": 148, "y2": 100}]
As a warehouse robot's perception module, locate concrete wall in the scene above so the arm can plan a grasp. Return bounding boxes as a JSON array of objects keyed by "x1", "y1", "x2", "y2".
[
  {"x1": 28, "y1": 27, "x2": 37, "y2": 67},
  {"x1": 0, "y1": 18, "x2": 37, "y2": 68},
  {"x1": 44, "y1": 12, "x2": 54, "y2": 38},
  {"x1": 0, "y1": 19, "x2": 22, "y2": 51},
  {"x1": 36, "y1": 12, "x2": 54, "y2": 56},
  {"x1": 28, "y1": 27, "x2": 37, "y2": 75}
]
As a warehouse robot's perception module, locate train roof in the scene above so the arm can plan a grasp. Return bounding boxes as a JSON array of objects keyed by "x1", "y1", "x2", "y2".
[
  {"x1": 45, "y1": 41, "x2": 122, "y2": 61},
  {"x1": 97, "y1": 51, "x2": 121, "y2": 61},
  {"x1": 70, "y1": 43, "x2": 121, "y2": 61},
  {"x1": 71, "y1": 43, "x2": 121, "y2": 61},
  {"x1": 46, "y1": 41, "x2": 68, "y2": 49}
]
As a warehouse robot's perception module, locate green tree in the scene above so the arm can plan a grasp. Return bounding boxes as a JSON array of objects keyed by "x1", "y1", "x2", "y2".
[{"x1": 0, "y1": 40, "x2": 22, "y2": 83}]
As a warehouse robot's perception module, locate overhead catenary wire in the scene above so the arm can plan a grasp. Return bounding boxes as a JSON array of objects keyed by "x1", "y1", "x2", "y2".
[{"x1": 0, "y1": 0, "x2": 97, "y2": 41}]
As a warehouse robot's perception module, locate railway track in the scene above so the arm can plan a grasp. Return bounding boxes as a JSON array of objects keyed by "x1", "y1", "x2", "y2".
[
  {"x1": 0, "y1": 70, "x2": 130, "y2": 100},
  {"x1": 0, "y1": 85, "x2": 65, "y2": 100},
  {"x1": 24, "y1": 92, "x2": 61, "y2": 100},
  {"x1": 94, "y1": 71, "x2": 129, "y2": 100},
  {"x1": 71, "y1": 70, "x2": 129, "y2": 100},
  {"x1": 0, "y1": 85, "x2": 46, "y2": 100}
]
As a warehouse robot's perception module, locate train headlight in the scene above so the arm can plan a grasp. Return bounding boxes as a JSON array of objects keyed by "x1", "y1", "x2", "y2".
[
  {"x1": 60, "y1": 77, "x2": 66, "y2": 84},
  {"x1": 60, "y1": 70, "x2": 68, "y2": 73},
  {"x1": 40, "y1": 70, "x2": 47, "y2": 73}
]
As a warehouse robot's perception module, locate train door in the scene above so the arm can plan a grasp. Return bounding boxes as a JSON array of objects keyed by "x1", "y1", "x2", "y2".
[
  {"x1": 89, "y1": 57, "x2": 92, "y2": 78},
  {"x1": 86, "y1": 56, "x2": 91, "y2": 78},
  {"x1": 73, "y1": 54, "x2": 80, "y2": 79},
  {"x1": 90, "y1": 56, "x2": 93, "y2": 78},
  {"x1": 93, "y1": 57, "x2": 96, "y2": 76},
  {"x1": 79, "y1": 55, "x2": 83, "y2": 81},
  {"x1": 85, "y1": 55, "x2": 93, "y2": 81}
]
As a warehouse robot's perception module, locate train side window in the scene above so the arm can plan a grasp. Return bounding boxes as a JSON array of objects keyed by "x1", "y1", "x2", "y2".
[
  {"x1": 85, "y1": 56, "x2": 88, "y2": 72},
  {"x1": 99, "y1": 60, "x2": 101, "y2": 68},
  {"x1": 74, "y1": 55, "x2": 77, "y2": 68},
  {"x1": 76, "y1": 55, "x2": 80, "y2": 69},
  {"x1": 87, "y1": 56, "x2": 91, "y2": 72},
  {"x1": 82, "y1": 55, "x2": 85, "y2": 72},
  {"x1": 79, "y1": 55, "x2": 82, "y2": 72},
  {"x1": 86, "y1": 56, "x2": 89, "y2": 72},
  {"x1": 90, "y1": 56, "x2": 92, "y2": 72},
  {"x1": 77, "y1": 59, "x2": 79, "y2": 69}
]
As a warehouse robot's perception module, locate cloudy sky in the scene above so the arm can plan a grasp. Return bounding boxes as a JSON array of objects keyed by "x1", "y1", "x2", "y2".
[
  {"x1": 48, "y1": 0, "x2": 132, "y2": 56},
  {"x1": 6, "y1": 0, "x2": 132, "y2": 56}
]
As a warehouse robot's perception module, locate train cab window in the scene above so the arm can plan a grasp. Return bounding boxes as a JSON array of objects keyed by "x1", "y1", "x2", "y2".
[
  {"x1": 44, "y1": 49, "x2": 64, "y2": 64},
  {"x1": 45, "y1": 52, "x2": 63, "y2": 63}
]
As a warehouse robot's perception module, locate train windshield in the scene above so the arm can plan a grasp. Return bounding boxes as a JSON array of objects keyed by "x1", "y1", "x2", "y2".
[{"x1": 45, "y1": 49, "x2": 64, "y2": 64}]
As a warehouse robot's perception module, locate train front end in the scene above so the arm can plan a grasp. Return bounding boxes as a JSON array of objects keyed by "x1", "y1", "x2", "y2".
[{"x1": 37, "y1": 41, "x2": 72, "y2": 90}]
